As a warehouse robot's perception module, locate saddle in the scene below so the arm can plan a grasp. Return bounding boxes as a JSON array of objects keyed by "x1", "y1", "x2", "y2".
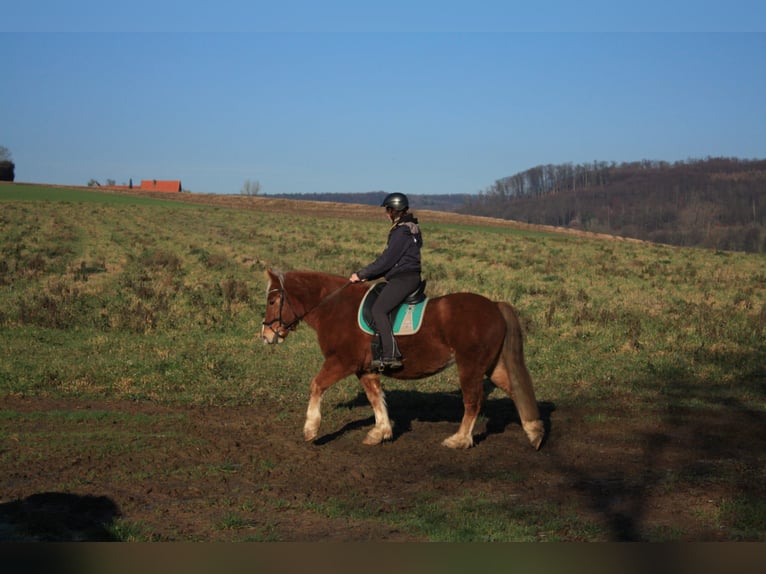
[{"x1": 358, "y1": 280, "x2": 428, "y2": 336}]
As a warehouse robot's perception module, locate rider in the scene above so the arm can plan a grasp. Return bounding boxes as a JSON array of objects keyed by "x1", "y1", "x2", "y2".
[{"x1": 349, "y1": 192, "x2": 423, "y2": 371}]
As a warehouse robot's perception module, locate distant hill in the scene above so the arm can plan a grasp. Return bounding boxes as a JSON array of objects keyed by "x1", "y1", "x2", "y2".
[
  {"x1": 261, "y1": 158, "x2": 765, "y2": 252},
  {"x1": 264, "y1": 191, "x2": 471, "y2": 213},
  {"x1": 459, "y1": 157, "x2": 766, "y2": 253}
]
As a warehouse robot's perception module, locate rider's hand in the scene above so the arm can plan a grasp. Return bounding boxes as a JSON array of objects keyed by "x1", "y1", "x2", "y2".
[{"x1": 349, "y1": 273, "x2": 362, "y2": 283}]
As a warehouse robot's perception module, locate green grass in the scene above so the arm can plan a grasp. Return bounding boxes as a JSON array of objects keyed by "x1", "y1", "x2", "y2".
[
  {"x1": 1, "y1": 184, "x2": 764, "y2": 541},
  {"x1": 305, "y1": 495, "x2": 606, "y2": 541},
  {"x1": 0, "y1": 184, "x2": 198, "y2": 207},
  {"x1": 1, "y1": 185, "x2": 764, "y2": 409},
  {"x1": 719, "y1": 496, "x2": 766, "y2": 541},
  {"x1": 107, "y1": 519, "x2": 161, "y2": 542}
]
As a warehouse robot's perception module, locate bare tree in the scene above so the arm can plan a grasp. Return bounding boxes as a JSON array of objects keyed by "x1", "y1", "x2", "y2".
[{"x1": 241, "y1": 179, "x2": 262, "y2": 196}]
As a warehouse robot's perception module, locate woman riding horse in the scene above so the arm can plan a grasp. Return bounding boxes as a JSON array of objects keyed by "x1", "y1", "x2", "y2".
[{"x1": 349, "y1": 192, "x2": 422, "y2": 371}]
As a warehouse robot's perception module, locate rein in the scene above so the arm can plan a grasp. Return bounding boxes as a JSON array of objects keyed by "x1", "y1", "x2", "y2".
[{"x1": 262, "y1": 274, "x2": 352, "y2": 335}]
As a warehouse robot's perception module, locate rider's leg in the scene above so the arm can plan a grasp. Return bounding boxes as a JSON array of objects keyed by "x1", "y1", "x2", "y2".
[{"x1": 371, "y1": 272, "x2": 420, "y2": 364}]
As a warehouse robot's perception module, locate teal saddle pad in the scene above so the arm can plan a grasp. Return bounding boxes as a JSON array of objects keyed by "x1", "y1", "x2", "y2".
[{"x1": 357, "y1": 282, "x2": 429, "y2": 336}]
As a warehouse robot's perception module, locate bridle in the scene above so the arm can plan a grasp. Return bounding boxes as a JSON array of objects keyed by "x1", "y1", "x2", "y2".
[
  {"x1": 262, "y1": 280, "x2": 303, "y2": 337},
  {"x1": 262, "y1": 272, "x2": 351, "y2": 339}
]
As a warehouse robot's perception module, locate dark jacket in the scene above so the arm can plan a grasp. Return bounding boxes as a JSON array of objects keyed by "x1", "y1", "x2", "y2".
[{"x1": 358, "y1": 213, "x2": 423, "y2": 281}]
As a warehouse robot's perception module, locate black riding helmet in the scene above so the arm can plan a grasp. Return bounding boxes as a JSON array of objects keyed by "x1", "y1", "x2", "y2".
[{"x1": 381, "y1": 192, "x2": 409, "y2": 211}]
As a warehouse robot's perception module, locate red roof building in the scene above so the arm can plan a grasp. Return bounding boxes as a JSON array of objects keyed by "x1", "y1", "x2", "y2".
[{"x1": 140, "y1": 179, "x2": 182, "y2": 192}]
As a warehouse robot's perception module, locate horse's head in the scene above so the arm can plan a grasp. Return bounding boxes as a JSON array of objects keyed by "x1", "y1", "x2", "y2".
[{"x1": 261, "y1": 269, "x2": 301, "y2": 345}]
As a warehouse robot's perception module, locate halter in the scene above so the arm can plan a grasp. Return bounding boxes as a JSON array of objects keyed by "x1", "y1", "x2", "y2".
[{"x1": 262, "y1": 272, "x2": 351, "y2": 338}]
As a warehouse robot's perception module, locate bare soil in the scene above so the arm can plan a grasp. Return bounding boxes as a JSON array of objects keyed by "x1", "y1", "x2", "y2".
[{"x1": 2, "y1": 392, "x2": 763, "y2": 542}]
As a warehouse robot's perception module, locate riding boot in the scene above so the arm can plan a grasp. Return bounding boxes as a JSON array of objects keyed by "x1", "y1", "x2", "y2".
[
  {"x1": 370, "y1": 333, "x2": 383, "y2": 367},
  {"x1": 372, "y1": 331, "x2": 403, "y2": 371},
  {"x1": 383, "y1": 334, "x2": 403, "y2": 368},
  {"x1": 370, "y1": 332, "x2": 402, "y2": 371}
]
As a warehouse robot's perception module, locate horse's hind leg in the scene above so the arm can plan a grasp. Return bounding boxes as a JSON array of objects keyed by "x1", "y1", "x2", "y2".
[
  {"x1": 358, "y1": 373, "x2": 393, "y2": 445},
  {"x1": 490, "y1": 360, "x2": 544, "y2": 449},
  {"x1": 492, "y1": 302, "x2": 545, "y2": 449},
  {"x1": 442, "y1": 364, "x2": 484, "y2": 449}
]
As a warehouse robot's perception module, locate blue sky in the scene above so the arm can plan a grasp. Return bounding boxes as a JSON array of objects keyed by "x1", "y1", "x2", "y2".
[{"x1": 2, "y1": 2, "x2": 765, "y2": 195}]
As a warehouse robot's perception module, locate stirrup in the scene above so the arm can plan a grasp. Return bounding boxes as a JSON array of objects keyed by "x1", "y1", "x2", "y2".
[{"x1": 370, "y1": 356, "x2": 403, "y2": 372}]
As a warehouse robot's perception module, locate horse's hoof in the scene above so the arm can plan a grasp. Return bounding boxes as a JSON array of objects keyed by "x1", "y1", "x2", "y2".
[
  {"x1": 442, "y1": 434, "x2": 474, "y2": 449},
  {"x1": 304, "y1": 430, "x2": 318, "y2": 442},
  {"x1": 529, "y1": 433, "x2": 544, "y2": 450},
  {"x1": 523, "y1": 420, "x2": 545, "y2": 450},
  {"x1": 362, "y1": 427, "x2": 393, "y2": 445},
  {"x1": 362, "y1": 434, "x2": 381, "y2": 445}
]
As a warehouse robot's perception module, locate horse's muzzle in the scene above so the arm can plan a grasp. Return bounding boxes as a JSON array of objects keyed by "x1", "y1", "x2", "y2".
[{"x1": 260, "y1": 324, "x2": 285, "y2": 345}]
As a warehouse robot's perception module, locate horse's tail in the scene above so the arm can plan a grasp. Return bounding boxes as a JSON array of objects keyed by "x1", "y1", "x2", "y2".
[{"x1": 493, "y1": 301, "x2": 545, "y2": 450}]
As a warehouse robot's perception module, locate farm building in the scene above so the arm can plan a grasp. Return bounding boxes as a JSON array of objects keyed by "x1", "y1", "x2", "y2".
[
  {"x1": 140, "y1": 179, "x2": 182, "y2": 192},
  {"x1": 93, "y1": 179, "x2": 183, "y2": 192}
]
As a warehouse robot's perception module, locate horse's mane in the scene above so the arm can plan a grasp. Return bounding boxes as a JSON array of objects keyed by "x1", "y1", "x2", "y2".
[
  {"x1": 275, "y1": 269, "x2": 350, "y2": 298},
  {"x1": 286, "y1": 269, "x2": 346, "y2": 285}
]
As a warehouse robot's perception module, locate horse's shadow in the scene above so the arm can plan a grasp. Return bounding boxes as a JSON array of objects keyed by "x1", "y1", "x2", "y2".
[{"x1": 318, "y1": 380, "x2": 555, "y2": 447}]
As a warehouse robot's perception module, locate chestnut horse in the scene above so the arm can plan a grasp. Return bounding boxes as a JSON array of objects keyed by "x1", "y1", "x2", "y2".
[{"x1": 261, "y1": 269, "x2": 544, "y2": 449}]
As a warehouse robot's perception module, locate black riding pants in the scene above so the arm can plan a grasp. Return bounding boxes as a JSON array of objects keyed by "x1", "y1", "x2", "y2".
[{"x1": 372, "y1": 272, "x2": 421, "y2": 359}]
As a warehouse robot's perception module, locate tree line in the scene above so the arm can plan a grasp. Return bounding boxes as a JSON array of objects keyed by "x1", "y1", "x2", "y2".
[
  {"x1": 267, "y1": 191, "x2": 470, "y2": 212},
  {"x1": 459, "y1": 157, "x2": 766, "y2": 253}
]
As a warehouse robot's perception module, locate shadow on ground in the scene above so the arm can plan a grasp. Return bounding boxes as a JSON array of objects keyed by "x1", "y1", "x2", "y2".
[
  {"x1": 0, "y1": 492, "x2": 121, "y2": 541},
  {"x1": 329, "y1": 381, "x2": 555, "y2": 446}
]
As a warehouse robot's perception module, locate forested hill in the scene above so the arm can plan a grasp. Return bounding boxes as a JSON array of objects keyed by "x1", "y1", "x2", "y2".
[{"x1": 458, "y1": 157, "x2": 766, "y2": 253}]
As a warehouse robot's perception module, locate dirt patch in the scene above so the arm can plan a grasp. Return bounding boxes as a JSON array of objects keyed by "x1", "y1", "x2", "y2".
[{"x1": 1, "y1": 393, "x2": 763, "y2": 541}]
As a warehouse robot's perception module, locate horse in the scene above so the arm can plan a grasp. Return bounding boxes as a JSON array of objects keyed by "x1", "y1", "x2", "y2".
[{"x1": 261, "y1": 269, "x2": 545, "y2": 450}]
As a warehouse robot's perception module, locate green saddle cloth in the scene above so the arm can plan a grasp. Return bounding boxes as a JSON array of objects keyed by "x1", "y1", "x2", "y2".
[{"x1": 357, "y1": 283, "x2": 429, "y2": 336}]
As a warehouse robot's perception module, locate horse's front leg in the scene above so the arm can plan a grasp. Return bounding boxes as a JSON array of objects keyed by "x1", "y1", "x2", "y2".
[
  {"x1": 304, "y1": 358, "x2": 350, "y2": 442},
  {"x1": 358, "y1": 372, "x2": 393, "y2": 445}
]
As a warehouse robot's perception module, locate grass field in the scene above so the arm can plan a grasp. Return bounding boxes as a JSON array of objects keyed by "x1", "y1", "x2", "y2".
[{"x1": 1, "y1": 183, "x2": 764, "y2": 541}]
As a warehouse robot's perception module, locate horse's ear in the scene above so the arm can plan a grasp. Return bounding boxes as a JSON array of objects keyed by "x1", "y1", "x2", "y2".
[{"x1": 265, "y1": 268, "x2": 283, "y2": 286}]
